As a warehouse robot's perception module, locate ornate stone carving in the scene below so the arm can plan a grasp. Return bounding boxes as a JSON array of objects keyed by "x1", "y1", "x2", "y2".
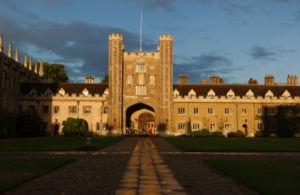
[{"x1": 149, "y1": 75, "x2": 155, "y2": 85}]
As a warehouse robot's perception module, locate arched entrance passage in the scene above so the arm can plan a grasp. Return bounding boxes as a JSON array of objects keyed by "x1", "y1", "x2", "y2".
[{"x1": 126, "y1": 103, "x2": 155, "y2": 135}]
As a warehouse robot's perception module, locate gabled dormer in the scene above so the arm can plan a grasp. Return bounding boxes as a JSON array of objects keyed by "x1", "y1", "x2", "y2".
[
  {"x1": 103, "y1": 88, "x2": 109, "y2": 96},
  {"x1": 173, "y1": 89, "x2": 180, "y2": 98},
  {"x1": 226, "y1": 89, "x2": 235, "y2": 98},
  {"x1": 265, "y1": 90, "x2": 274, "y2": 98},
  {"x1": 207, "y1": 89, "x2": 215, "y2": 98},
  {"x1": 245, "y1": 89, "x2": 254, "y2": 98},
  {"x1": 29, "y1": 88, "x2": 38, "y2": 97},
  {"x1": 58, "y1": 88, "x2": 65, "y2": 96},
  {"x1": 188, "y1": 89, "x2": 196, "y2": 98},
  {"x1": 44, "y1": 88, "x2": 53, "y2": 96},
  {"x1": 82, "y1": 88, "x2": 89, "y2": 96},
  {"x1": 281, "y1": 90, "x2": 291, "y2": 98}
]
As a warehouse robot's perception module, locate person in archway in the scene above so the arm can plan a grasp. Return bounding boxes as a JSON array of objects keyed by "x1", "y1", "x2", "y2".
[{"x1": 242, "y1": 124, "x2": 248, "y2": 136}]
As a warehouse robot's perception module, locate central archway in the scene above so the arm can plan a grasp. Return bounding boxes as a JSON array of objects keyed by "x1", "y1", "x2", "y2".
[{"x1": 126, "y1": 103, "x2": 155, "y2": 135}]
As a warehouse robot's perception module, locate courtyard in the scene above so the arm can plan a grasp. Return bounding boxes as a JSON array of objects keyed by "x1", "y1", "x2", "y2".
[{"x1": 0, "y1": 137, "x2": 300, "y2": 194}]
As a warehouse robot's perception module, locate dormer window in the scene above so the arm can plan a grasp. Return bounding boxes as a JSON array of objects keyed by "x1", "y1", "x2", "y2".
[
  {"x1": 281, "y1": 90, "x2": 291, "y2": 98},
  {"x1": 82, "y1": 88, "x2": 89, "y2": 96},
  {"x1": 44, "y1": 89, "x2": 52, "y2": 96},
  {"x1": 265, "y1": 90, "x2": 274, "y2": 98},
  {"x1": 103, "y1": 89, "x2": 109, "y2": 96},
  {"x1": 207, "y1": 89, "x2": 215, "y2": 98},
  {"x1": 58, "y1": 88, "x2": 65, "y2": 96},
  {"x1": 29, "y1": 89, "x2": 38, "y2": 97},
  {"x1": 226, "y1": 89, "x2": 235, "y2": 98},
  {"x1": 173, "y1": 89, "x2": 180, "y2": 98},
  {"x1": 136, "y1": 64, "x2": 145, "y2": 73},
  {"x1": 246, "y1": 89, "x2": 254, "y2": 98},
  {"x1": 188, "y1": 89, "x2": 196, "y2": 98}
]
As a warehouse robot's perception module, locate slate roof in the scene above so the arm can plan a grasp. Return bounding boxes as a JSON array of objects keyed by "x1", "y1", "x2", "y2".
[
  {"x1": 20, "y1": 83, "x2": 108, "y2": 96},
  {"x1": 173, "y1": 84, "x2": 300, "y2": 97}
]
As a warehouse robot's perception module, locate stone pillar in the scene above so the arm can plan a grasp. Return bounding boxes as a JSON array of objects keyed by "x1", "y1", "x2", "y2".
[
  {"x1": 0, "y1": 34, "x2": 3, "y2": 53},
  {"x1": 8, "y1": 42, "x2": 12, "y2": 57},
  {"x1": 39, "y1": 60, "x2": 44, "y2": 77},
  {"x1": 108, "y1": 33, "x2": 124, "y2": 134},
  {"x1": 15, "y1": 48, "x2": 19, "y2": 62},
  {"x1": 24, "y1": 54, "x2": 28, "y2": 67}
]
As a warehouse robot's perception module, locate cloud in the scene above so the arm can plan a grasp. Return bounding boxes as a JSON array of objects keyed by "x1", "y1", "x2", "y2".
[
  {"x1": 1, "y1": 0, "x2": 41, "y2": 19},
  {"x1": 174, "y1": 54, "x2": 238, "y2": 83},
  {"x1": 0, "y1": 14, "x2": 156, "y2": 82},
  {"x1": 250, "y1": 46, "x2": 277, "y2": 60}
]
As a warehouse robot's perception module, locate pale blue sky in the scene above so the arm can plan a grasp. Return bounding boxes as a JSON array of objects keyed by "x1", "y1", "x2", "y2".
[{"x1": 0, "y1": 0, "x2": 299, "y2": 83}]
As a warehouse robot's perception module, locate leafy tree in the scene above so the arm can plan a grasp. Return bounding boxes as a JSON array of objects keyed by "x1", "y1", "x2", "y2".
[
  {"x1": 15, "y1": 111, "x2": 46, "y2": 137},
  {"x1": 100, "y1": 74, "x2": 108, "y2": 84},
  {"x1": 44, "y1": 63, "x2": 69, "y2": 83},
  {"x1": 62, "y1": 118, "x2": 89, "y2": 136}
]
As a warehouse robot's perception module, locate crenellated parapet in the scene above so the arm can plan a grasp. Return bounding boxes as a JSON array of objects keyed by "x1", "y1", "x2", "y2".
[
  {"x1": 159, "y1": 34, "x2": 174, "y2": 41},
  {"x1": 109, "y1": 33, "x2": 123, "y2": 40}
]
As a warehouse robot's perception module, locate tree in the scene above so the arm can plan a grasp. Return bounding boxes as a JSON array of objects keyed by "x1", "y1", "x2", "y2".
[
  {"x1": 100, "y1": 74, "x2": 108, "y2": 84},
  {"x1": 44, "y1": 63, "x2": 69, "y2": 83},
  {"x1": 62, "y1": 118, "x2": 89, "y2": 136}
]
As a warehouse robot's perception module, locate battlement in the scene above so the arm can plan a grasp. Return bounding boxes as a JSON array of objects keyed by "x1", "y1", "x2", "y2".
[
  {"x1": 124, "y1": 51, "x2": 159, "y2": 57},
  {"x1": 109, "y1": 33, "x2": 123, "y2": 40},
  {"x1": 159, "y1": 34, "x2": 173, "y2": 41}
]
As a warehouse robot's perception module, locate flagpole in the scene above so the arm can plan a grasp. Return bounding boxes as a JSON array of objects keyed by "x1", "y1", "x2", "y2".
[{"x1": 139, "y1": 9, "x2": 143, "y2": 52}]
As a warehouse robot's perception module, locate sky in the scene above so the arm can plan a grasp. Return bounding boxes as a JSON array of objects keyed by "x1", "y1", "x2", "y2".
[{"x1": 0, "y1": 0, "x2": 299, "y2": 84}]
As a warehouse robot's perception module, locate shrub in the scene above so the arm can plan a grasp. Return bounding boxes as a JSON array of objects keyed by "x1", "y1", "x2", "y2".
[
  {"x1": 192, "y1": 129, "x2": 211, "y2": 137},
  {"x1": 255, "y1": 130, "x2": 263, "y2": 138},
  {"x1": 211, "y1": 131, "x2": 225, "y2": 137},
  {"x1": 62, "y1": 118, "x2": 89, "y2": 136},
  {"x1": 227, "y1": 130, "x2": 246, "y2": 137}
]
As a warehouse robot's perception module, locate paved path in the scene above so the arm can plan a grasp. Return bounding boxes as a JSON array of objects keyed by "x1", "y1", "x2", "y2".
[{"x1": 116, "y1": 138, "x2": 186, "y2": 195}]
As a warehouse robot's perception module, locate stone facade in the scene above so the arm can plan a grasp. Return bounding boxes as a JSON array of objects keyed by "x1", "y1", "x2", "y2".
[{"x1": 1, "y1": 33, "x2": 300, "y2": 136}]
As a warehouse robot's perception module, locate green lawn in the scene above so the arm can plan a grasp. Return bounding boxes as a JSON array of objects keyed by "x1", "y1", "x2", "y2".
[
  {"x1": 0, "y1": 158, "x2": 73, "y2": 192},
  {"x1": 205, "y1": 159, "x2": 300, "y2": 195},
  {"x1": 0, "y1": 137, "x2": 122, "y2": 152},
  {"x1": 166, "y1": 137, "x2": 300, "y2": 152}
]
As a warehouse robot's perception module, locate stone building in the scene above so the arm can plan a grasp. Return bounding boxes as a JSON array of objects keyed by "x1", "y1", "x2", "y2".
[{"x1": 1, "y1": 33, "x2": 300, "y2": 136}]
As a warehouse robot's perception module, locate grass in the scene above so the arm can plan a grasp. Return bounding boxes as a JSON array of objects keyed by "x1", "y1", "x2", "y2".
[
  {"x1": 204, "y1": 159, "x2": 300, "y2": 195},
  {"x1": 166, "y1": 137, "x2": 300, "y2": 152},
  {"x1": 0, "y1": 137, "x2": 123, "y2": 152},
  {"x1": 0, "y1": 158, "x2": 73, "y2": 192}
]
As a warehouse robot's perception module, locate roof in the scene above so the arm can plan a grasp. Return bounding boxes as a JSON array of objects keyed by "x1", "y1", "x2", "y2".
[
  {"x1": 173, "y1": 84, "x2": 300, "y2": 97},
  {"x1": 20, "y1": 83, "x2": 108, "y2": 96}
]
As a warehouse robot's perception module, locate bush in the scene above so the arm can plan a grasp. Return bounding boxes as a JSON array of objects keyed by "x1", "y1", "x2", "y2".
[
  {"x1": 192, "y1": 129, "x2": 211, "y2": 137},
  {"x1": 62, "y1": 118, "x2": 89, "y2": 136},
  {"x1": 227, "y1": 130, "x2": 246, "y2": 137},
  {"x1": 255, "y1": 130, "x2": 263, "y2": 138},
  {"x1": 211, "y1": 131, "x2": 225, "y2": 137},
  {"x1": 15, "y1": 111, "x2": 46, "y2": 137}
]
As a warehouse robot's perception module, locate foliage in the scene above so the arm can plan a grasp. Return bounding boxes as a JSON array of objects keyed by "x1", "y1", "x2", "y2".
[
  {"x1": 227, "y1": 130, "x2": 246, "y2": 137},
  {"x1": 44, "y1": 63, "x2": 68, "y2": 83},
  {"x1": 186, "y1": 118, "x2": 192, "y2": 136},
  {"x1": 15, "y1": 111, "x2": 46, "y2": 137},
  {"x1": 254, "y1": 130, "x2": 263, "y2": 138},
  {"x1": 62, "y1": 118, "x2": 89, "y2": 136},
  {"x1": 192, "y1": 129, "x2": 210, "y2": 137},
  {"x1": 100, "y1": 74, "x2": 108, "y2": 84},
  {"x1": 211, "y1": 131, "x2": 225, "y2": 137},
  {"x1": 0, "y1": 112, "x2": 16, "y2": 138}
]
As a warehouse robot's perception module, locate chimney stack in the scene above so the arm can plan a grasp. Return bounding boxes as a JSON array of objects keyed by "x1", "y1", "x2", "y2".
[
  {"x1": 15, "y1": 48, "x2": 19, "y2": 62},
  {"x1": 264, "y1": 75, "x2": 275, "y2": 86},
  {"x1": 85, "y1": 75, "x2": 94, "y2": 84},
  {"x1": 287, "y1": 75, "x2": 298, "y2": 86},
  {"x1": 210, "y1": 74, "x2": 224, "y2": 84},
  {"x1": 179, "y1": 74, "x2": 189, "y2": 84},
  {"x1": 201, "y1": 80, "x2": 208, "y2": 84},
  {"x1": 8, "y1": 42, "x2": 12, "y2": 57},
  {"x1": 0, "y1": 34, "x2": 3, "y2": 53},
  {"x1": 248, "y1": 78, "x2": 258, "y2": 85}
]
